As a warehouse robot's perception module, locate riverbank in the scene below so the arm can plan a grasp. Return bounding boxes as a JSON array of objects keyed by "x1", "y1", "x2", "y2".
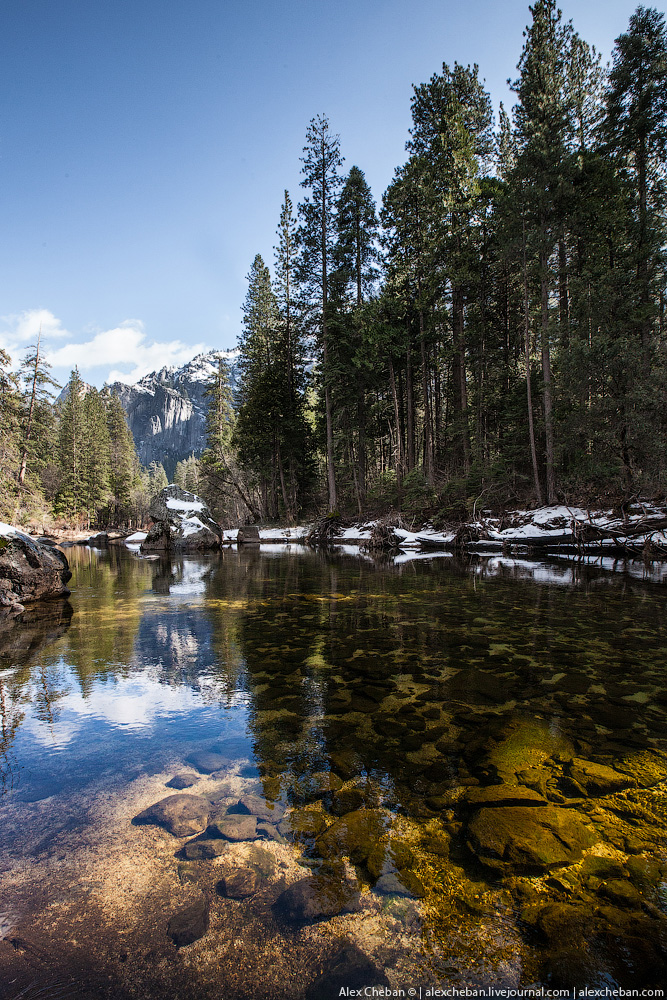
[{"x1": 220, "y1": 501, "x2": 667, "y2": 560}]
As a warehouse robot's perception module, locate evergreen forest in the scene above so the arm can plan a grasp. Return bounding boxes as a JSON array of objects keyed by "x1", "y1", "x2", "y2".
[{"x1": 2, "y1": 1, "x2": 666, "y2": 530}]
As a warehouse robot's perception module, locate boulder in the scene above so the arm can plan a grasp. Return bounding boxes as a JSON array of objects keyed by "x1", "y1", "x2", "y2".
[
  {"x1": 216, "y1": 868, "x2": 263, "y2": 899},
  {"x1": 272, "y1": 868, "x2": 362, "y2": 924},
  {"x1": 0, "y1": 528, "x2": 71, "y2": 612},
  {"x1": 237, "y1": 525, "x2": 260, "y2": 544},
  {"x1": 305, "y1": 943, "x2": 390, "y2": 1000},
  {"x1": 207, "y1": 815, "x2": 259, "y2": 841},
  {"x1": 141, "y1": 485, "x2": 222, "y2": 552},
  {"x1": 167, "y1": 893, "x2": 209, "y2": 947},
  {"x1": 315, "y1": 809, "x2": 388, "y2": 866},
  {"x1": 133, "y1": 794, "x2": 210, "y2": 837},
  {"x1": 567, "y1": 758, "x2": 637, "y2": 797},
  {"x1": 182, "y1": 838, "x2": 228, "y2": 860},
  {"x1": 467, "y1": 804, "x2": 597, "y2": 872},
  {"x1": 166, "y1": 772, "x2": 200, "y2": 789}
]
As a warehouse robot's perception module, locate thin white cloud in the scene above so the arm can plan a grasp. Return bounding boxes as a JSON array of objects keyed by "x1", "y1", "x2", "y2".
[
  {"x1": 45, "y1": 319, "x2": 208, "y2": 385},
  {"x1": 1, "y1": 309, "x2": 210, "y2": 385},
  {"x1": 0, "y1": 308, "x2": 71, "y2": 358}
]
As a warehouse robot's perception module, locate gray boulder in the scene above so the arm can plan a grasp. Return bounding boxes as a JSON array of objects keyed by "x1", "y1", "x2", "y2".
[
  {"x1": 133, "y1": 794, "x2": 210, "y2": 837},
  {"x1": 0, "y1": 529, "x2": 71, "y2": 613},
  {"x1": 141, "y1": 485, "x2": 222, "y2": 552}
]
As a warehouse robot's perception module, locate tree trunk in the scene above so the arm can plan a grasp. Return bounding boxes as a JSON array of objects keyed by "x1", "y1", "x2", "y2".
[
  {"x1": 523, "y1": 221, "x2": 543, "y2": 505},
  {"x1": 388, "y1": 358, "x2": 404, "y2": 478},
  {"x1": 453, "y1": 283, "x2": 471, "y2": 474},
  {"x1": 321, "y1": 136, "x2": 337, "y2": 510},
  {"x1": 419, "y1": 307, "x2": 433, "y2": 483},
  {"x1": 406, "y1": 337, "x2": 415, "y2": 472},
  {"x1": 540, "y1": 250, "x2": 556, "y2": 504}
]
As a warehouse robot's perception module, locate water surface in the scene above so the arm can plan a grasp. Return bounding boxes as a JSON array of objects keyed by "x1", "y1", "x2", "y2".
[{"x1": 0, "y1": 545, "x2": 666, "y2": 998}]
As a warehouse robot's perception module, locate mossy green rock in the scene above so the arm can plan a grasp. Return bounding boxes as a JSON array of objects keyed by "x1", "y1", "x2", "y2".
[
  {"x1": 316, "y1": 809, "x2": 388, "y2": 865},
  {"x1": 366, "y1": 836, "x2": 416, "y2": 880},
  {"x1": 272, "y1": 868, "x2": 362, "y2": 924},
  {"x1": 467, "y1": 805, "x2": 597, "y2": 872},
  {"x1": 278, "y1": 809, "x2": 328, "y2": 840}
]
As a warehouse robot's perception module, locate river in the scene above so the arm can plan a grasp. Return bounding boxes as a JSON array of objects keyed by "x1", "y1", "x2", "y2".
[{"x1": 0, "y1": 544, "x2": 665, "y2": 998}]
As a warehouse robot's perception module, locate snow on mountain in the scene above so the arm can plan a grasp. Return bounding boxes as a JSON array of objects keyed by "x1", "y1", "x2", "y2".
[{"x1": 109, "y1": 349, "x2": 240, "y2": 477}]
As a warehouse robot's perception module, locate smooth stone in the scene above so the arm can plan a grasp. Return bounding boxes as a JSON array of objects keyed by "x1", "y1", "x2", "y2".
[
  {"x1": 329, "y1": 752, "x2": 362, "y2": 781},
  {"x1": 465, "y1": 785, "x2": 547, "y2": 808},
  {"x1": 305, "y1": 943, "x2": 390, "y2": 1000},
  {"x1": 374, "y1": 871, "x2": 425, "y2": 898},
  {"x1": 167, "y1": 894, "x2": 209, "y2": 947},
  {"x1": 166, "y1": 772, "x2": 199, "y2": 790},
  {"x1": 228, "y1": 793, "x2": 285, "y2": 823},
  {"x1": 188, "y1": 751, "x2": 232, "y2": 774},
  {"x1": 467, "y1": 805, "x2": 597, "y2": 872},
  {"x1": 216, "y1": 868, "x2": 262, "y2": 899},
  {"x1": 177, "y1": 862, "x2": 200, "y2": 885},
  {"x1": 567, "y1": 758, "x2": 637, "y2": 797},
  {"x1": 183, "y1": 838, "x2": 228, "y2": 860},
  {"x1": 134, "y1": 794, "x2": 210, "y2": 838},
  {"x1": 272, "y1": 869, "x2": 362, "y2": 925},
  {"x1": 208, "y1": 815, "x2": 258, "y2": 841}
]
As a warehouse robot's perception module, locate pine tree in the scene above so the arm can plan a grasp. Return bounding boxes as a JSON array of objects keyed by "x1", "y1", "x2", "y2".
[
  {"x1": 105, "y1": 391, "x2": 139, "y2": 524},
  {"x1": 0, "y1": 350, "x2": 21, "y2": 520},
  {"x1": 605, "y1": 6, "x2": 667, "y2": 349},
  {"x1": 17, "y1": 330, "x2": 59, "y2": 489},
  {"x1": 511, "y1": 0, "x2": 572, "y2": 503},
  {"x1": 56, "y1": 368, "x2": 87, "y2": 519},
  {"x1": 81, "y1": 388, "x2": 111, "y2": 525},
  {"x1": 297, "y1": 115, "x2": 344, "y2": 509}
]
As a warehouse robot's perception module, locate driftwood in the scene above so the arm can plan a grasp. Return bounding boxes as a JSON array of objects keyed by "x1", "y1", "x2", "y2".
[
  {"x1": 305, "y1": 513, "x2": 344, "y2": 547},
  {"x1": 361, "y1": 521, "x2": 401, "y2": 554}
]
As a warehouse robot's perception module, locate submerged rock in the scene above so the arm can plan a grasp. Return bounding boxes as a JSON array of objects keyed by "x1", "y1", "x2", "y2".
[
  {"x1": 464, "y1": 785, "x2": 547, "y2": 808},
  {"x1": 208, "y1": 815, "x2": 258, "y2": 841},
  {"x1": 166, "y1": 772, "x2": 200, "y2": 789},
  {"x1": 374, "y1": 870, "x2": 425, "y2": 898},
  {"x1": 0, "y1": 529, "x2": 71, "y2": 611},
  {"x1": 228, "y1": 793, "x2": 285, "y2": 823},
  {"x1": 167, "y1": 893, "x2": 209, "y2": 947},
  {"x1": 272, "y1": 868, "x2": 362, "y2": 924},
  {"x1": 134, "y1": 794, "x2": 210, "y2": 837},
  {"x1": 315, "y1": 808, "x2": 388, "y2": 866},
  {"x1": 305, "y1": 943, "x2": 390, "y2": 999},
  {"x1": 567, "y1": 758, "x2": 637, "y2": 797},
  {"x1": 141, "y1": 485, "x2": 222, "y2": 552},
  {"x1": 183, "y1": 838, "x2": 228, "y2": 860},
  {"x1": 188, "y1": 750, "x2": 232, "y2": 774},
  {"x1": 216, "y1": 868, "x2": 263, "y2": 899},
  {"x1": 467, "y1": 804, "x2": 597, "y2": 872}
]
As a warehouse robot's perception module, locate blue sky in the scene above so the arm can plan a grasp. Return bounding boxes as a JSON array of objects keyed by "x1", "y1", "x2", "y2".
[{"x1": 0, "y1": 0, "x2": 656, "y2": 389}]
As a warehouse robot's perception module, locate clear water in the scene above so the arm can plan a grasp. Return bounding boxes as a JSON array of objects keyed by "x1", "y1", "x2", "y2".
[{"x1": 0, "y1": 545, "x2": 666, "y2": 999}]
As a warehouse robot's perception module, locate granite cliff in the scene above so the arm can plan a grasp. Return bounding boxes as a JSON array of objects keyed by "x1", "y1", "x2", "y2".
[{"x1": 109, "y1": 350, "x2": 239, "y2": 477}]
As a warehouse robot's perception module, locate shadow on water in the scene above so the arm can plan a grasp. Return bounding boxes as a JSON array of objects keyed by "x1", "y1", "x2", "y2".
[{"x1": 0, "y1": 544, "x2": 666, "y2": 995}]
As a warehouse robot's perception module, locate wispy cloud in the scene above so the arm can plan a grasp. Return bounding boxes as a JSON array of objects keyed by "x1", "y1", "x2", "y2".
[
  {"x1": 1, "y1": 309, "x2": 209, "y2": 385},
  {"x1": 0, "y1": 308, "x2": 71, "y2": 357},
  {"x1": 47, "y1": 319, "x2": 208, "y2": 384}
]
